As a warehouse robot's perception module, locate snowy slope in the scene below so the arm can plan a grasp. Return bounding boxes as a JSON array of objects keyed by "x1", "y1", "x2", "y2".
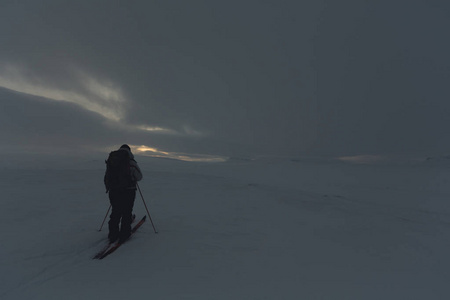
[{"x1": 1, "y1": 155, "x2": 450, "y2": 299}]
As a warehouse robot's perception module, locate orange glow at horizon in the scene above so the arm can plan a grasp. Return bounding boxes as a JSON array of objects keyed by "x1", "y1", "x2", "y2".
[{"x1": 131, "y1": 145, "x2": 227, "y2": 163}]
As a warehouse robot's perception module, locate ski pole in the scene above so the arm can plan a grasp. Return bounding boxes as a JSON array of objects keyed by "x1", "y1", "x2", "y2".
[
  {"x1": 98, "y1": 204, "x2": 111, "y2": 231},
  {"x1": 137, "y1": 183, "x2": 158, "y2": 234}
]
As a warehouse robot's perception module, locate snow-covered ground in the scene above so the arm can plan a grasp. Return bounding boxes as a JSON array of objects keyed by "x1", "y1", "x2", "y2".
[{"x1": 1, "y1": 154, "x2": 450, "y2": 299}]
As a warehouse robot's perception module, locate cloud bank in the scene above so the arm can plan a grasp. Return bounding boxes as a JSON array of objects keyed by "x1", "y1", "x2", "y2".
[{"x1": 1, "y1": 1, "x2": 450, "y2": 158}]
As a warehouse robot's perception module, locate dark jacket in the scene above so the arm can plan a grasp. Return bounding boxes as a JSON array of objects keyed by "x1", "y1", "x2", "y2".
[{"x1": 104, "y1": 148, "x2": 143, "y2": 192}]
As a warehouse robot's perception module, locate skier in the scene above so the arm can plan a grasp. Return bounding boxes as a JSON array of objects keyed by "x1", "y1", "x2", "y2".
[{"x1": 104, "y1": 144, "x2": 143, "y2": 243}]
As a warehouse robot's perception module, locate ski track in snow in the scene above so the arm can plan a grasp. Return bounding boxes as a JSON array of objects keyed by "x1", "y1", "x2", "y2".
[{"x1": 1, "y1": 156, "x2": 450, "y2": 299}]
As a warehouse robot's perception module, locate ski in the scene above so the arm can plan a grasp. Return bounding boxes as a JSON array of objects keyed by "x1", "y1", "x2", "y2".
[
  {"x1": 92, "y1": 214, "x2": 136, "y2": 259},
  {"x1": 93, "y1": 242, "x2": 114, "y2": 259},
  {"x1": 98, "y1": 215, "x2": 147, "y2": 260}
]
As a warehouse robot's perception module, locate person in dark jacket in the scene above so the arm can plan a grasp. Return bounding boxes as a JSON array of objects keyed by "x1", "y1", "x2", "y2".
[{"x1": 104, "y1": 144, "x2": 143, "y2": 243}]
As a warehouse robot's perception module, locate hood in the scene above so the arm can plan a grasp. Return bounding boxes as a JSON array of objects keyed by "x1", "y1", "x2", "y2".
[{"x1": 119, "y1": 147, "x2": 134, "y2": 159}]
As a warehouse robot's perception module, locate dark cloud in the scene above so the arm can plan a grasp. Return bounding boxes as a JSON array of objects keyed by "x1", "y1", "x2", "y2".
[
  {"x1": 312, "y1": 0, "x2": 450, "y2": 156},
  {"x1": 0, "y1": 87, "x2": 249, "y2": 157},
  {"x1": 1, "y1": 0, "x2": 449, "y2": 157},
  {"x1": 0, "y1": 87, "x2": 112, "y2": 152}
]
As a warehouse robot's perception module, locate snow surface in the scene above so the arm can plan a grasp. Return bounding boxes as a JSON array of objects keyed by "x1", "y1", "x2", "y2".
[{"x1": 1, "y1": 155, "x2": 450, "y2": 299}]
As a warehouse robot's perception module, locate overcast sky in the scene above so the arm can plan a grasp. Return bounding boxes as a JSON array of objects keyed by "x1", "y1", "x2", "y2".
[{"x1": 1, "y1": 0, "x2": 449, "y2": 159}]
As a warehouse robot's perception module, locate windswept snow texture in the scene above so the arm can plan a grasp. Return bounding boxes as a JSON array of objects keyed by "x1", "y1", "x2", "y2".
[{"x1": 1, "y1": 156, "x2": 450, "y2": 299}]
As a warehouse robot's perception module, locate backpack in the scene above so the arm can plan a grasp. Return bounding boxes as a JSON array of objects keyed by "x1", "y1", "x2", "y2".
[{"x1": 104, "y1": 150, "x2": 134, "y2": 191}]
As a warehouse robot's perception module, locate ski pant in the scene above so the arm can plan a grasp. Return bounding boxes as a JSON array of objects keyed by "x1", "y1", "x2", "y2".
[{"x1": 108, "y1": 189, "x2": 136, "y2": 241}]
